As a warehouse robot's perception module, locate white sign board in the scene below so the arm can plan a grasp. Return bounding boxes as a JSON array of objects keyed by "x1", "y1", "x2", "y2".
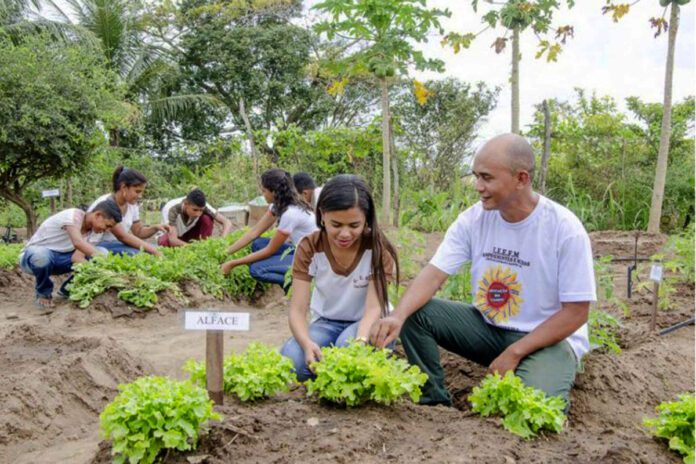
[
  {"x1": 42, "y1": 189, "x2": 60, "y2": 198},
  {"x1": 184, "y1": 311, "x2": 250, "y2": 331},
  {"x1": 649, "y1": 265, "x2": 663, "y2": 283}
]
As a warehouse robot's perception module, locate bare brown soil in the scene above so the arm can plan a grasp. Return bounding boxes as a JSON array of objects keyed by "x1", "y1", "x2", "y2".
[{"x1": 0, "y1": 230, "x2": 693, "y2": 464}]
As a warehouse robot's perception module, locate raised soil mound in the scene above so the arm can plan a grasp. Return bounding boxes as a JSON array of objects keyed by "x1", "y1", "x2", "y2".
[{"x1": 0, "y1": 324, "x2": 148, "y2": 461}]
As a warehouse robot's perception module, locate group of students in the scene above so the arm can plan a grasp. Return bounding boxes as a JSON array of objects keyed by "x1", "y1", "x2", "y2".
[
  {"x1": 19, "y1": 166, "x2": 322, "y2": 308},
  {"x1": 20, "y1": 133, "x2": 597, "y2": 407}
]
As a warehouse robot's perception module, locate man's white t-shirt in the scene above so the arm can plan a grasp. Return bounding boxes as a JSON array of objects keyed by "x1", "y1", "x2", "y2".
[
  {"x1": 430, "y1": 195, "x2": 596, "y2": 360},
  {"x1": 88, "y1": 194, "x2": 140, "y2": 243},
  {"x1": 23, "y1": 209, "x2": 93, "y2": 253}
]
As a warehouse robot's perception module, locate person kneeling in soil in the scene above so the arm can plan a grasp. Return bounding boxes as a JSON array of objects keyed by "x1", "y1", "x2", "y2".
[
  {"x1": 159, "y1": 188, "x2": 232, "y2": 247},
  {"x1": 280, "y1": 175, "x2": 399, "y2": 380},
  {"x1": 221, "y1": 169, "x2": 317, "y2": 290},
  {"x1": 370, "y1": 133, "x2": 596, "y2": 408},
  {"x1": 87, "y1": 166, "x2": 165, "y2": 256},
  {"x1": 19, "y1": 200, "x2": 123, "y2": 312}
]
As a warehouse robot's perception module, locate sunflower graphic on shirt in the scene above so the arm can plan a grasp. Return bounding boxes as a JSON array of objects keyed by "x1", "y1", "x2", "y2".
[{"x1": 474, "y1": 264, "x2": 523, "y2": 324}]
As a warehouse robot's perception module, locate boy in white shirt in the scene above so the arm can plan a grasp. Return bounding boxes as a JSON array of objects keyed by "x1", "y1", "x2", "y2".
[
  {"x1": 19, "y1": 200, "x2": 122, "y2": 312},
  {"x1": 370, "y1": 134, "x2": 596, "y2": 408}
]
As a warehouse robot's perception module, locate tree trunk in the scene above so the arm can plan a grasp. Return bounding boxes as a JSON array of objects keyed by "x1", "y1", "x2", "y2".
[
  {"x1": 390, "y1": 118, "x2": 399, "y2": 227},
  {"x1": 109, "y1": 128, "x2": 120, "y2": 147},
  {"x1": 0, "y1": 189, "x2": 37, "y2": 236},
  {"x1": 66, "y1": 177, "x2": 73, "y2": 207},
  {"x1": 380, "y1": 78, "x2": 392, "y2": 225},
  {"x1": 539, "y1": 99, "x2": 552, "y2": 194},
  {"x1": 239, "y1": 98, "x2": 259, "y2": 180},
  {"x1": 511, "y1": 27, "x2": 521, "y2": 134},
  {"x1": 648, "y1": 3, "x2": 680, "y2": 233}
]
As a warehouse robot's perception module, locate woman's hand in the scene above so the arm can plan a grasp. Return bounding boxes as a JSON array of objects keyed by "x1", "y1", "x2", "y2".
[
  {"x1": 221, "y1": 260, "x2": 238, "y2": 275},
  {"x1": 302, "y1": 341, "x2": 323, "y2": 371}
]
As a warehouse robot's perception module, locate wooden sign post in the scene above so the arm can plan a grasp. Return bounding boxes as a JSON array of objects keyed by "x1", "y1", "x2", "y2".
[
  {"x1": 42, "y1": 189, "x2": 60, "y2": 214},
  {"x1": 184, "y1": 311, "x2": 250, "y2": 405},
  {"x1": 649, "y1": 264, "x2": 663, "y2": 332}
]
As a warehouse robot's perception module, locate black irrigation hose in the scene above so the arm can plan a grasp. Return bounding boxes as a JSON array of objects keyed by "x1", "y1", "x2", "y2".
[{"x1": 659, "y1": 317, "x2": 695, "y2": 336}]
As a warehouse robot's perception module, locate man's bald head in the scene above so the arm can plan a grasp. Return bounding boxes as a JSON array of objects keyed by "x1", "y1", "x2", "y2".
[{"x1": 477, "y1": 133, "x2": 536, "y2": 183}]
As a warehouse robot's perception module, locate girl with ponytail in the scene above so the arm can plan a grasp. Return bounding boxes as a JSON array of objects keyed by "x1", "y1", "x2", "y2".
[
  {"x1": 222, "y1": 168, "x2": 317, "y2": 288},
  {"x1": 280, "y1": 174, "x2": 400, "y2": 381},
  {"x1": 86, "y1": 166, "x2": 165, "y2": 256}
]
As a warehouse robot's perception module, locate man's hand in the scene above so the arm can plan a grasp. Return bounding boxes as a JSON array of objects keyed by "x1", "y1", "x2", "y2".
[
  {"x1": 487, "y1": 345, "x2": 524, "y2": 376},
  {"x1": 369, "y1": 315, "x2": 404, "y2": 348}
]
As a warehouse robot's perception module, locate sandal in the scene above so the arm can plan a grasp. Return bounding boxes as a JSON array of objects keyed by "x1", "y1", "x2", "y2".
[{"x1": 34, "y1": 298, "x2": 55, "y2": 315}]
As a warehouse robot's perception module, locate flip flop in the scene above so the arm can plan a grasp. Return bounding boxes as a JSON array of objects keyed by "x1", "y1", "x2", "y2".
[{"x1": 34, "y1": 298, "x2": 55, "y2": 315}]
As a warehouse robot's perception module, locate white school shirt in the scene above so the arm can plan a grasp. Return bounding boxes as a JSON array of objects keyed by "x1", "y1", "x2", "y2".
[
  {"x1": 23, "y1": 209, "x2": 92, "y2": 253},
  {"x1": 88, "y1": 194, "x2": 140, "y2": 243},
  {"x1": 430, "y1": 195, "x2": 596, "y2": 360},
  {"x1": 293, "y1": 230, "x2": 395, "y2": 322},
  {"x1": 270, "y1": 204, "x2": 317, "y2": 245}
]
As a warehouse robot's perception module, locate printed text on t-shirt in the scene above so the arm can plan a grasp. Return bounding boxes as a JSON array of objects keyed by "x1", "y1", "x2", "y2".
[{"x1": 482, "y1": 246, "x2": 530, "y2": 268}]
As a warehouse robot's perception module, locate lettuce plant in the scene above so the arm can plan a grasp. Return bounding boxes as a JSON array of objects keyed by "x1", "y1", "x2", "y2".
[
  {"x1": 469, "y1": 372, "x2": 566, "y2": 439},
  {"x1": 305, "y1": 342, "x2": 427, "y2": 407},
  {"x1": 644, "y1": 394, "x2": 695, "y2": 463},
  {"x1": 184, "y1": 342, "x2": 296, "y2": 401},
  {"x1": 100, "y1": 376, "x2": 221, "y2": 464}
]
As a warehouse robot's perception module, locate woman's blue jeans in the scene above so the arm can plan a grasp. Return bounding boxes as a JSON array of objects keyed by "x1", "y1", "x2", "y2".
[
  {"x1": 280, "y1": 317, "x2": 360, "y2": 381},
  {"x1": 248, "y1": 237, "x2": 294, "y2": 286}
]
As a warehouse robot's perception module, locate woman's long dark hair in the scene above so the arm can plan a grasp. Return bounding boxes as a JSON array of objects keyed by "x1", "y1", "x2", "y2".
[
  {"x1": 261, "y1": 168, "x2": 311, "y2": 220},
  {"x1": 316, "y1": 175, "x2": 399, "y2": 316},
  {"x1": 112, "y1": 165, "x2": 147, "y2": 192}
]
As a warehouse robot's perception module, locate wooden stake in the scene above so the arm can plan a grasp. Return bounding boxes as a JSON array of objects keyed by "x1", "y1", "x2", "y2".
[
  {"x1": 650, "y1": 281, "x2": 660, "y2": 331},
  {"x1": 50, "y1": 197, "x2": 56, "y2": 214},
  {"x1": 206, "y1": 330, "x2": 224, "y2": 405}
]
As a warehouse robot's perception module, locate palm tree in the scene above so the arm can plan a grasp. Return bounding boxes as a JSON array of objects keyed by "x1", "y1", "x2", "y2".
[{"x1": 60, "y1": 0, "x2": 221, "y2": 146}]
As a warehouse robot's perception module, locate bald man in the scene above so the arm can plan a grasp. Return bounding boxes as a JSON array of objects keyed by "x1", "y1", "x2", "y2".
[{"x1": 370, "y1": 133, "x2": 596, "y2": 408}]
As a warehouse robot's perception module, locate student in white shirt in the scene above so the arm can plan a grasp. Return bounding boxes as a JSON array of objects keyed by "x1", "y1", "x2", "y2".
[
  {"x1": 19, "y1": 200, "x2": 122, "y2": 312},
  {"x1": 222, "y1": 169, "x2": 317, "y2": 290},
  {"x1": 280, "y1": 175, "x2": 399, "y2": 380},
  {"x1": 87, "y1": 166, "x2": 164, "y2": 256},
  {"x1": 370, "y1": 134, "x2": 596, "y2": 408}
]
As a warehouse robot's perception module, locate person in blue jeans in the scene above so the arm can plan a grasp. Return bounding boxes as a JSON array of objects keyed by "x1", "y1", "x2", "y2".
[
  {"x1": 85, "y1": 166, "x2": 165, "y2": 257},
  {"x1": 280, "y1": 175, "x2": 399, "y2": 380},
  {"x1": 221, "y1": 169, "x2": 317, "y2": 289},
  {"x1": 19, "y1": 200, "x2": 123, "y2": 312}
]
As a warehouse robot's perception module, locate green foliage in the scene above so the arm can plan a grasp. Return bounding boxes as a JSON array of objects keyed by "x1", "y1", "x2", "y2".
[
  {"x1": 306, "y1": 342, "x2": 428, "y2": 407},
  {"x1": 100, "y1": 376, "x2": 221, "y2": 464},
  {"x1": 665, "y1": 225, "x2": 695, "y2": 284},
  {"x1": 313, "y1": 0, "x2": 450, "y2": 79},
  {"x1": 437, "y1": 263, "x2": 473, "y2": 303},
  {"x1": 183, "y1": 342, "x2": 296, "y2": 401},
  {"x1": 528, "y1": 91, "x2": 694, "y2": 232},
  {"x1": 588, "y1": 310, "x2": 622, "y2": 354},
  {"x1": 392, "y1": 78, "x2": 499, "y2": 192},
  {"x1": 469, "y1": 372, "x2": 567, "y2": 439},
  {"x1": 644, "y1": 394, "x2": 695, "y2": 463},
  {"x1": 0, "y1": 32, "x2": 128, "y2": 230},
  {"x1": 445, "y1": 0, "x2": 574, "y2": 61},
  {"x1": 399, "y1": 183, "x2": 479, "y2": 232},
  {"x1": 0, "y1": 244, "x2": 22, "y2": 269},
  {"x1": 69, "y1": 231, "x2": 265, "y2": 309}
]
